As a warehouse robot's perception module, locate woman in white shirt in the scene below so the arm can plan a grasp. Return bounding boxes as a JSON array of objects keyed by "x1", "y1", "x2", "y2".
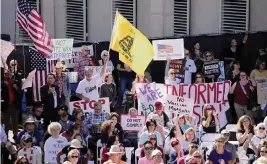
[
  {"x1": 251, "y1": 123, "x2": 267, "y2": 149},
  {"x1": 98, "y1": 50, "x2": 114, "y2": 71},
  {"x1": 17, "y1": 134, "x2": 42, "y2": 164}
]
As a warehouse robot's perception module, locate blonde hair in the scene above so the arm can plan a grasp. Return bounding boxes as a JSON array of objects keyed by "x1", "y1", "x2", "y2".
[
  {"x1": 184, "y1": 127, "x2": 196, "y2": 141},
  {"x1": 237, "y1": 115, "x2": 253, "y2": 131},
  {"x1": 67, "y1": 149, "x2": 80, "y2": 160},
  {"x1": 47, "y1": 122, "x2": 62, "y2": 135}
]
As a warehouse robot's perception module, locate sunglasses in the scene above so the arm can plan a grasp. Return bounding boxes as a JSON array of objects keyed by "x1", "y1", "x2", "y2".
[
  {"x1": 19, "y1": 162, "x2": 28, "y2": 164},
  {"x1": 71, "y1": 155, "x2": 79, "y2": 158},
  {"x1": 222, "y1": 133, "x2": 230, "y2": 136},
  {"x1": 206, "y1": 108, "x2": 213, "y2": 110},
  {"x1": 259, "y1": 127, "x2": 266, "y2": 130},
  {"x1": 171, "y1": 142, "x2": 179, "y2": 147},
  {"x1": 150, "y1": 138, "x2": 156, "y2": 141},
  {"x1": 261, "y1": 150, "x2": 267, "y2": 153},
  {"x1": 206, "y1": 55, "x2": 212, "y2": 57},
  {"x1": 169, "y1": 72, "x2": 175, "y2": 75},
  {"x1": 193, "y1": 155, "x2": 202, "y2": 159},
  {"x1": 11, "y1": 64, "x2": 17, "y2": 66},
  {"x1": 144, "y1": 147, "x2": 153, "y2": 150},
  {"x1": 24, "y1": 139, "x2": 33, "y2": 143},
  {"x1": 190, "y1": 145, "x2": 198, "y2": 149},
  {"x1": 153, "y1": 155, "x2": 162, "y2": 158},
  {"x1": 196, "y1": 76, "x2": 202, "y2": 78}
]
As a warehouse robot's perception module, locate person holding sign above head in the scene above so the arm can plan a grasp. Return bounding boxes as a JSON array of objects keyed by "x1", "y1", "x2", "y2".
[
  {"x1": 131, "y1": 74, "x2": 149, "y2": 100},
  {"x1": 54, "y1": 62, "x2": 71, "y2": 108},
  {"x1": 184, "y1": 49, "x2": 197, "y2": 84},
  {"x1": 165, "y1": 57, "x2": 181, "y2": 85},
  {"x1": 76, "y1": 57, "x2": 107, "y2": 102},
  {"x1": 99, "y1": 50, "x2": 114, "y2": 71},
  {"x1": 201, "y1": 104, "x2": 219, "y2": 133}
]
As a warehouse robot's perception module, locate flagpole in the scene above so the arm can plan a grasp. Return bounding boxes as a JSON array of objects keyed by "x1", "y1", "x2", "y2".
[
  {"x1": 14, "y1": 0, "x2": 17, "y2": 48},
  {"x1": 108, "y1": 8, "x2": 119, "y2": 53}
]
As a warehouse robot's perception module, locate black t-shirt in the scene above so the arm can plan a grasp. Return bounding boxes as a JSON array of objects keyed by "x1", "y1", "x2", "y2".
[
  {"x1": 118, "y1": 61, "x2": 135, "y2": 79},
  {"x1": 223, "y1": 43, "x2": 244, "y2": 65},
  {"x1": 62, "y1": 145, "x2": 88, "y2": 163},
  {"x1": 237, "y1": 127, "x2": 254, "y2": 146},
  {"x1": 201, "y1": 115, "x2": 216, "y2": 133}
]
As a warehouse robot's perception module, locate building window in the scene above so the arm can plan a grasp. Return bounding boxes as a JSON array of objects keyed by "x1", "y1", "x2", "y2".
[
  {"x1": 174, "y1": 0, "x2": 190, "y2": 36},
  {"x1": 220, "y1": 0, "x2": 250, "y2": 33}
]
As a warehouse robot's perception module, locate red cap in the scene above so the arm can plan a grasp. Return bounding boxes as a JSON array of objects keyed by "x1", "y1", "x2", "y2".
[{"x1": 155, "y1": 101, "x2": 163, "y2": 107}]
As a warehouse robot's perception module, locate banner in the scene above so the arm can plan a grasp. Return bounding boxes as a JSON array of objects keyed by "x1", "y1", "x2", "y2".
[
  {"x1": 69, "y1": 98, "x2": 110, "y2": 119},
  {"x1": 152, "y1": 39, "x2": 184, "y2": 60},
  {"x1": 64, "y1": 72, "x2": 78, "y2": 83},
  {"x1": 65, "y1": 45, "x2": 94, "y2": 68},
  {"x1": 1, "y1": 40, "x2": 14, "y2": 69},
  {"x1": 257, "y1": 83, "x2": 267, "y2": 104},
  {"x1": 204, "y1": 59, "x2": 220, "y2": 76},
  {"x1": 169, "y1": 59, "x2": 186, "y2": 83},
  {"x1": 217, "y1": 61, "x2": 225, "y2": 82},
  {"x1": 49, "y1": 39, "x2": 74, "y2": 60},
  {"x1": 120, "y1": 115, "x2": 146, "y2": 131},
  {"x1": 136, "y1": 81, "x2": 231, "y2": 127},
  {"x1": 22, "y1": 69, "x2": 36, "y2": 89},
  {"x1": 165, "y1": 95, "x2": 194, "y2": 116},
  {"x1": 84, "y1": 66, "x2": 112, "y2": 76}
]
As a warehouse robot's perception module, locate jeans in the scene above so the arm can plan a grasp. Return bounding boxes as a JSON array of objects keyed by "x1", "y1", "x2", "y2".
[{"x1": 118, "y1": 77, "x2": 133, "y2": 105}]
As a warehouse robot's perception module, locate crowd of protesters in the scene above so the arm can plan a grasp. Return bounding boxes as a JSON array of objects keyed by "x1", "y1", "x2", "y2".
[{"x1": 2, "y1": 31, "x2": 267, "y2": 164}]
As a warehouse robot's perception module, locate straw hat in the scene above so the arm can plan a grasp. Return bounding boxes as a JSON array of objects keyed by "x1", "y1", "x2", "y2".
[
  {"x1": 70, "y1": 139, "x2": 83, "y2": 149},
  {"x1": 55, "y1": 62, "x2": 64, "y2": 68},
  {"x1": 24, "y1": 117, "x2": 36, "y2": 127},
  {"x1": 106, "y1": 145, "x2": 124, "y2": 155}
]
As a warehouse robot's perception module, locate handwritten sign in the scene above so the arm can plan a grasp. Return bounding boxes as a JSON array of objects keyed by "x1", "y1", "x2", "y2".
[
  {"x1": 169, "y1": 59, "x2": 186, "y2": 83},
  {"x1": 136, "y1": 81, "x2": 231, "y2": 127},
  {"x1": 69, "y1": 98, "x2": 110, "y2": 119},
  {"x1": 64, "y1": 72, "x2": 78, "y2": 83},
  {"x1": 44, "y1": 136, "x2": 69, "y2": 164},
  {"x1": 22, "y1": 69, "x2": 36, "y2": 89},
  {"x1": 49, "y1": 39, "x2": 74, "y2": 60},
  {"x1": 85, "y1": 66, "x2": 112, "y2": 76},
  {"x1": 1, "y1": 40, "x2": 14, "y2": 69},
  {"x1": 165, "y1": 95, "x2": 194, "y2": 116},
  {"x1": 204, "y1": 59, "x2": 220, "y2": 76},
  {"x1": 152, "y1": 39, "x2": 184, "y2": 60},
  {"x1": 257, "y1": 83, "x2": 267, "y2": 104},
  {"x1": 120, "y1": 115, "x2": 146, "y2": 131}
]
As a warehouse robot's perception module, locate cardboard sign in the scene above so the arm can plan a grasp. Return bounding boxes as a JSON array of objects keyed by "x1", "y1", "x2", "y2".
[
  {"x1": 22, "y1": 69, "x2": 36, "y2": 89},
  {"x1": 136, "y1": 81, "x2": 231, "y2": 127},
  {"x1": 152, "y1": 39, "x2": 184, "y2": 60},
  {"x1": 44, "y1": 136, "x2": 69, "y2": 164},
  {"x1": 120, "y1": 115, "x2": 146, "y2": 131},
  {"x1": 49, "y1": 39, "x2": 74, "y2": 60},
  {"x1": 64, "y1": 72, "x2": 78, "y2": 83},
  {"x1": 257, "y1": 83, "x2": 267, "y2": 104},
  {"x1": 217, "y1": 61, "x2": 225, "y2": 82},
  {"x1": 69, "y1": 98, "x2": 110, "y2": 119},
  {"x1": 204, "y1": 59, "x2": 220, "y2": 76},
  {"x1": 169, "y1": 59, "x2": 186, "y2": 83},
  {"x1": 1, "y1": 40, "x2": 14, "y2": 69},
  {"x1": 165, "y1": 95, "x2": 194, "y2": 116},
  {"x1": 85, "y1": 66, "x2": 112, "y2": 76}
]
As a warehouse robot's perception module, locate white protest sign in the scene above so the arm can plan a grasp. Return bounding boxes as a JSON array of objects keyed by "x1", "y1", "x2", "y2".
[
  {"x1": 152, "y1": 39, "x2": 184, "y2": 61},
  {"x1": 1, "y1": 40, "x2": 14, "y2": 69},
  {"x1": 69, "y1": 97, "x2": 110, "y2": 119},
  {"x1": 85, "y1": 66, "x2": 112, "y2": 75},
  {"x1": 44, "y1": 136, "x2": 69, "y2": 164},
  {"x1": 64, "y1": 72, "x2": 78, "y2": 83},
  {"x1": 49, "y1": 39, "x2": 74, "y2": 60},
  {"x1": 165, "y1": 94, "x2": 194, "y2": 116},
  {"x1": 136, "y1": 81, "x2": 231, "y2": 127},
  {"x1": 22, "y1": 69, "x2": 36, "y2": 89},
  {"x1": 120, "y1": 115, "x2": 146, "y2": 131}
]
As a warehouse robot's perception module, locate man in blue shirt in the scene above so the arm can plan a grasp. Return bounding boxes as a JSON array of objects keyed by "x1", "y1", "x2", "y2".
[{"x1": 16, "y1": 117, "x2": 43, "y2": 149}]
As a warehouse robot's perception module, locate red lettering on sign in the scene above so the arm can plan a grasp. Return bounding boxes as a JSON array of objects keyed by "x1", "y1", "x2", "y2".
[
  {"x1": 193, "y1": 105, "x2": 201, "y2": 124},
  {"x1": 188, "y1": 84, "x2": 197, "y2": 102},
  {"x1": 164, "y1": 84, "x2": 172, "y2": 95},
  {"x1": 172, "y1": 85, "x2": 178, "y2": 96},
  {"x1": 80, "y1": 101, "x2": 87, "y2": 110},
  {"x1": 207, "y1": 83, "x2": 216, "y2": 103},
  {"x1": 73, "y1": 102, "x2": 80, "y2": 109},
  {"x1": 197, "y1": 84, "x2": 207, "y2": 104},
  {"x1": 216, "y1": 82, "x2": 223, "y2": 103},
  {"x1": 179, "y1": 84, "x2": 188, "y2": 97}
]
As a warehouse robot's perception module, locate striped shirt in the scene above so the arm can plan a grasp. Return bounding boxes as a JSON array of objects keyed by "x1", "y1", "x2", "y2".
[{"x1": 74, "y1": 56, "x2": 93, "y2": 80}]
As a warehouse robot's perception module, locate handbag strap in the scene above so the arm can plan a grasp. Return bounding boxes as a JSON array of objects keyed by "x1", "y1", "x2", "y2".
[{"x1": 239, "y1": 81, "x2": 249, "y2": 98}]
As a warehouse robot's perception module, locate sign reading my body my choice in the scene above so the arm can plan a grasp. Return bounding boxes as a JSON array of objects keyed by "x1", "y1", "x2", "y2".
[{"x1": 49, "y1": 39, "x2": 74, "y2": 60}]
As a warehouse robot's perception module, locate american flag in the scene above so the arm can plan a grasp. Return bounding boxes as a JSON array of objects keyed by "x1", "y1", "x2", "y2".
[
  {"x1": 17, "y1": 0, "x2": 53, "y2": 58},
  {"x1": 30, "y1": 48, "x2": 56, "y2": 101},
  {"x1": 157, "y1": 44, "x2": 173, "y2": 54}
]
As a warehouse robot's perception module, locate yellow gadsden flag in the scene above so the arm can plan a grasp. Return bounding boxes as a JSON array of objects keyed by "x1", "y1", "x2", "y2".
[{"x1": 109, "y1": 11, "x2": 154, "y2": 75}]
